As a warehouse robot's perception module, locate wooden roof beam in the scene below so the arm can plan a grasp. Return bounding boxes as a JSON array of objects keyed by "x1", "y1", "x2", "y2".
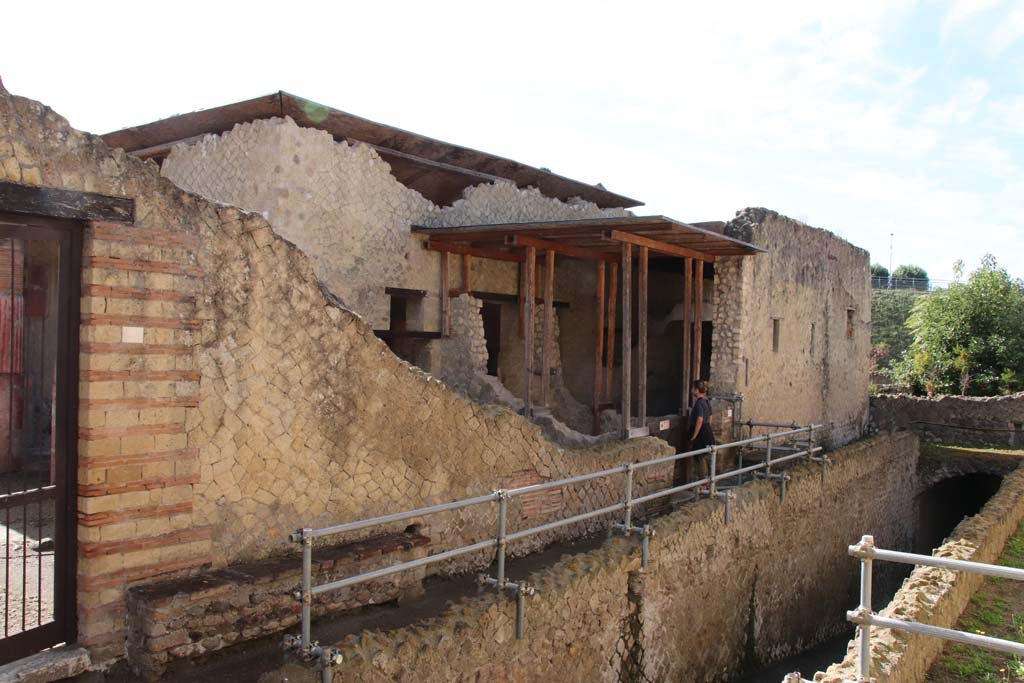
[
  {"x1": 604, "y1": 230, "x2": 715, "y2": 263},
  {"x1": 424, "y1": 239, "x2": 524, "y2": 263},
  {"x1": 505, "y1": 234, "x2": 616, "y2": 262}
]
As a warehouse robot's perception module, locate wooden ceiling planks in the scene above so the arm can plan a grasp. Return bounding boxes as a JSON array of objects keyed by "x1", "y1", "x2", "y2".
[
  {"x1": 101, "y1": 92, "x2": 640, "y2": 209},
  {"x1": 413, "y1": 215, "x2": 765, "y2": 262}
]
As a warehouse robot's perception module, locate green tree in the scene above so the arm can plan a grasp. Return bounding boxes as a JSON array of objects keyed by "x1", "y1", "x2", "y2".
[
  {"x1": 871, "y1": 263, "x2": 889, "y2": 278},
  {"x1": 892, "y1": 264, "x2": 929, "y2": 291},
  {"x1": 871, "y1": 289, "x2": 920, "y2": 372},
  {"x1": 894, "y1": 255, "x2": 1024, "y2": 396}
]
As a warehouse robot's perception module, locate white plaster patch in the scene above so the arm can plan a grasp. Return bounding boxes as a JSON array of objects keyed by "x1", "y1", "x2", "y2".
[{"x1": 121, "y1": 326, "x2": 144, "y2": 344}]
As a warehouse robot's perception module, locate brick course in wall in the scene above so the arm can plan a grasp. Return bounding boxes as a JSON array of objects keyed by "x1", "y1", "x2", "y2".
[{"x1": 0, "y1": 87, "x2": 673, "y2": 670}]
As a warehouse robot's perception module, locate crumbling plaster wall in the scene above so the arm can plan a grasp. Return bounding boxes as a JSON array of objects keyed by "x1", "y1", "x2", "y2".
[
  {"x1": 262, "y1": 431, "x2": 918, "y2": 683},
  {"x1": 712, "y1": 208, "x2": 871, "y2": 446},
  {"x1": 162, "y1": 116, "x2": 631, "y2": 433},
  {"x1": 161, "y1": 116, "x2": 629, "y2": 331},
  {"x1": 0, "y1": 86, "x2": 672, "y2": 667}
]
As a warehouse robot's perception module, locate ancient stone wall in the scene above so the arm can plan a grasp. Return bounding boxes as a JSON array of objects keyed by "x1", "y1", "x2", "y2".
[
  {"x1": 161, "y1": 116, "x2": 630, "y2": 434},
  {"x1": 262, "y1": 432, "x2": 918, "y2": 683},
  {"x1": 0, "y1": 87, "x2": 672, "y2": 669},
  {"x1": 871, "y1": 392, "x2": 1024, "y2": 448},
  {"x1": 820, "y1": 459, "x2": 1024, "y2": 683},
  {"x1": 712, "y1": 208, "x2": 871, "y2": 447}
]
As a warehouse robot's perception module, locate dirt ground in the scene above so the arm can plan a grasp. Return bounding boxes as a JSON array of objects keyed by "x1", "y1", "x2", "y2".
[
  {"x1": 925, "y1": 518, "x2": 1024, "y2": 683},
  {"x1": 0, "y1": 482, "x2": 56, "y2": 638}
]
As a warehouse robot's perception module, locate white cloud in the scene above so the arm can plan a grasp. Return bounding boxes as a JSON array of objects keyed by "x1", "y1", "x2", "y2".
[
  {"x1": 990, "y1": 4, "x2": 1024, "y2": 53},
  {"x1": 941, "y1": 0, "x2": 1006, "y2": 39}
]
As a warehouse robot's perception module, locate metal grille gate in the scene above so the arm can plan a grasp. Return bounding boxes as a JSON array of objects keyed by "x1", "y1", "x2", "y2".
[{"x1": 0, "y1": 214, "x2": 78, "y2": 663}]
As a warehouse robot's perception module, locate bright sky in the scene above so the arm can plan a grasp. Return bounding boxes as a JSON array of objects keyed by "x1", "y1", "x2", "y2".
[{"x1": 3, "y1": 0, "x2": 1022, "y2": 281}]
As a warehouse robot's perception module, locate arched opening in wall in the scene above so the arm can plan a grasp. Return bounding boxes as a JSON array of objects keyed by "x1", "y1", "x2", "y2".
[{"x1": 915, "y1": 472, "x2": 1003, "y2": 554}]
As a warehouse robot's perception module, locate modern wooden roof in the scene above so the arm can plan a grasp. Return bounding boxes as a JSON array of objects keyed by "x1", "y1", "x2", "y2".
[
  {"x1": 101, "y1": 91, "x2": 642, "y2": 210},
  {"x1": 413, "y1": 215, "x2": 765, "y2": 262}
]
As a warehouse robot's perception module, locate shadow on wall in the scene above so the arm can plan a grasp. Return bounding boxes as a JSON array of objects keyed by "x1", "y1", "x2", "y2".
[{"x1": 915, "y1": 472, "x2": 1003, "y2": 554}]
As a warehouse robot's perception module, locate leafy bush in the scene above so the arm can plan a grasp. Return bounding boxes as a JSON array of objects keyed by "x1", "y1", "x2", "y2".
[{"x1": 893, "y1": 256, "x2": 1024, "y2": 396}]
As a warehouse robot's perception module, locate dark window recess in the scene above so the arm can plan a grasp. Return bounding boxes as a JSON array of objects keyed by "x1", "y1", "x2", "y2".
[
  {"x1": 772, "y1": 318, "x2": 781, "y2": 352},
  {"x1": 810, "y1": 322, "x2": 816, "y2": 354},
  {"x1": 846, "y1": 309, "x2": 855, "y2": 338},
  {"x1": 389, "y1": 297, "x2": 407, "y2": 334},
  {"x1": 481, "y1": 303, "x2": 502, "y2": 377}
]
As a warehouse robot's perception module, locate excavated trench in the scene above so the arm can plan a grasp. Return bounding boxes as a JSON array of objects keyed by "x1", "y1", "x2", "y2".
[{"x1": 731, "y1": 471, "x2": 1005, "y2": 683}]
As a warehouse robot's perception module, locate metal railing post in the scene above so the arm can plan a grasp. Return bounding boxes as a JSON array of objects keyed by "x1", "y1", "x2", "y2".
[
  {"x1": 806, "y1": 427, "x2": 814, "y2": 464},
  {"x1": 641, "y1": 524, "x2": 652, "y2": 569},
  {"x1": 765, "y1": 433, "x2": 773, "y2": 475},
  {"x1": 856, "y1": 535, "x2": 874, "y2": 681},
  {"x1": 515, "y1": 583, "x2": 526, "y2": 639},
  {"x1": 709, "y1": 446, "x2": 718, "y2": 496},
  {"x1": 623, "y1": 463, "x2": 635, "y2": 534},
  {"x1": 496, "y1": 490, "x2": 508, "y2": 587},
  {"x1": 300, "y1": 528, "x2": 313, "y2": 648}
]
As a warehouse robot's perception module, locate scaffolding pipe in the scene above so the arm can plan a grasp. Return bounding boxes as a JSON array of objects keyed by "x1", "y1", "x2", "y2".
[
  {"x1": 301, "y1": 528, "x2": 312, "y2": 647},
  {"x1": 848, "y1": 610, "x2": 1024, "y2": 658},
  {"x1": 858, "y1": 536, "x2": 873, "y2": 681},
  {"x1": 312, "y1": 538, "x2": 497, "y2": 595},
  {"x1": 623, "y1": 463, "x2": 635, "y2": 533},
  {"x1": 303, "y1": 492, "x2": 499, "y2": 539},
  {"x1": 496, "y1": 491, "x2": 508, "y2": 586},
  {"x1": 288, "y1": 423, "x2": 823, "y2": 658},
  {"x1": 709, "y1": 446, "x2": 718, "y2": 496},
  {"x1": 515, "y1": 585, "x2": 526, "y2": 639},
  {"x1": 853, "y1": 545, "x2": 1024, "y2": 581}
]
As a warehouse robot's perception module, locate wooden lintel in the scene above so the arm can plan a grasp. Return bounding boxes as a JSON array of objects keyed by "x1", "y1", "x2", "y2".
[
  {"x1": 506, "y1": 234, "x2": 616, "y2": 262},
  {"x1": 425, "y1": 240, "x2": 524, "y2": 263},
  {"x1": 462, "y1": 254, "x2": 472, "y2": 294},
  {"x1": 0, "y1": 180, "x2": 134, "y2": 223},
  {"x1": 605, "y1": 230, "x2": 715, "y2": 263}
]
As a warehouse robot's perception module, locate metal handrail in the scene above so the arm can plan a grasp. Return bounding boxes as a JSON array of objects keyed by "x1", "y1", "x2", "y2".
[
  {"x1": 285, "y1": 424, "x2": 823, "y2": 671},
  {"x1": 847, "y1": 535, "x2": 1024, "y2": 681}
]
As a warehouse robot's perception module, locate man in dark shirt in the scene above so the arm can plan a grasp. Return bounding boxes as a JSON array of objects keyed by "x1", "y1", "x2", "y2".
[{"x1": 688, "y1": 380, "x2": 715, "y2": 484}]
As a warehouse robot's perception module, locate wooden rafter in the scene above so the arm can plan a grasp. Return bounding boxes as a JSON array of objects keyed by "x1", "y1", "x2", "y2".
[{"x1": 605, "y1": 230, "x2": 715, "y2": 263}]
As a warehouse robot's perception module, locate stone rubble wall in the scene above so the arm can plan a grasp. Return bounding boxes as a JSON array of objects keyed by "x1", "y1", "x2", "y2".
[
  {"x1": 713, "y1": 208, "x2": 871, "y2": 447},
  {"x1": 126, "y1": 531, "x2": 430, "y2": 679},
  {"x1": 162, "y1": 116, "x2": 628, "y2": 437},
  {"x1": 0, "y1": 86, "x2": 672, "y2": 668},
  {"x1": 871, "y1": 392, "x2": 1024, "y2": 448},
  {"x1": 819, "y1": 459, "x2": 1024, "y2": 683},
  {"x1": 261, "y1": 432, "x2": 918, "y2": 683}
]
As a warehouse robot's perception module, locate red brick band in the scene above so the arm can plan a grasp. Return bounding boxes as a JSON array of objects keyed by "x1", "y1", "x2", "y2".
[
  {"x1": 80, "y1": 527, "x2": 212, "y2": 558},
  {"x1": 87, "y1": 256, "x2": 204, "y2": 278},
  {"x1": 79, "y1": 501, "x2": 193, "y2": 527}
]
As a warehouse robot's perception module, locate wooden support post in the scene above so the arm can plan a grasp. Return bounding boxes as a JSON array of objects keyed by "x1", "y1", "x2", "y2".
[
  {"x1": 523, "y1": 246, "x2": 536, "y2": 418},
  {"x1": 693, "y1": 260, "x2": 704, "y2": 384},
  {"x1": 605, "y1": 262, "x2": 618, "y2": 403},
  {"x1": 638, "y1": 246, "x2": 648, "y2": 429},
  {"x1": 681, "y1": 257, "x2": 692, "y2": 414},
  {"x1": 518, "y1": 262, "x2": 525, "y2": 339},
  {"x1": 540, "y1": 250, "x2": 555, "y2": 407},
  {"x1": 621, "y1": 242, "x2": 632, "y2": 437},
  {"x1": 593, "y1": 261, "x2": 606, "y2": 435},
  {"x1": 462, "y1": 254, "x2": 472, "y2": 294},
  {"x1": 441, "y1": 251, "x2": 451, "y2": 336}
]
